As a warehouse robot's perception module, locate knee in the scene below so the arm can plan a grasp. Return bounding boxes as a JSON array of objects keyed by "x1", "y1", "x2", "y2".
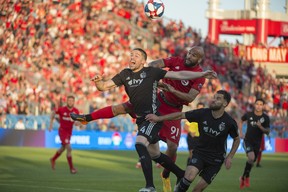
[{"x1": 167, "y1": 142, "x2": 178, "y2": 153}]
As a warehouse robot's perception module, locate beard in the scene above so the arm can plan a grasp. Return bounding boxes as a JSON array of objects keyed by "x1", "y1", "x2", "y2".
[
  {"x1": 184, "y1": 57, "x2": 198, "y2": 67},
  {"x1": 209, "y1": 104, "x2": 221, "y2": 111}
]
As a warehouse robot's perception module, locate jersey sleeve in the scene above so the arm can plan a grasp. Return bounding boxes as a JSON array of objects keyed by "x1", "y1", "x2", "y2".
[
  {"x1": 162, "y1": 57, "x2": 177, "y2": 68},
  {"x1": 152, "y1": 67, "x2": 167, "y2": 81},
  {"x1": 241, "y1": 113, "x2": 248, "y2": 121},
  {"x1": 54, "y1": 107, "x2": 60, "y2": 115},
  {"x1": 263, "y1": 114, "x2": 270, "y2": 129},
  {"x1": 112, "y1": 69, "x2": 127, "y2": 86},
  {"x1": 185, "y1": 109, "x2": 203, "y2": 123},
  {"x1": 229, "y1": 118, "x2": 239, "y2": 138},
  {"x1": 190, "y1": 77, "x2": 205, "y2": 92}
]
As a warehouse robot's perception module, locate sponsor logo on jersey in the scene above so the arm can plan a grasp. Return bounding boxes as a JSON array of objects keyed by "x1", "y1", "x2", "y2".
[
  {"x1": 128, "y1": 79, "x2": 143, "y2": 86},
  {"x1": 175, "y1": 66, "x2": 180, "y2": 70}
]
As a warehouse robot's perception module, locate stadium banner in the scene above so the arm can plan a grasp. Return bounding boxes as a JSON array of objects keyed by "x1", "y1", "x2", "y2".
[
  {"x1": 0, "y1": 128, "x2": 45, "y2": 147},
  {"x1": 44, "y1": 130, "x2": 276, "y2": 153},
  {"x1": 0, "y1": 128, "x2": 280, "y2": 153},
  {"x1": 218, "y1": 19, "x2": 256, "y2": 34},
  {"x1": 244, "y1": 46, "x2": 288, "y2": 63}
]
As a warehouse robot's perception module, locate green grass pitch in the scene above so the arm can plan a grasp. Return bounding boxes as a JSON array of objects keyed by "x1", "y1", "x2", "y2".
[{"x1": 0, "y1": 146, "x2": 287, "y2": 192}]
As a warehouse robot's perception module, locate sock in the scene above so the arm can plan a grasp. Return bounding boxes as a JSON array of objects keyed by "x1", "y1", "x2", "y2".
[
  {"x1": 256, "y1": 151, "x2": 262, "y2": 165},
  {"x1": 242, "y1": 161, "x2": 253, "y2": 178},
  {"x1": 162, "y1": 155, "x2": 176, "y2": 178},
  {"x1": 51, "y1": 151, "x2": 61, "y2": 161},
  {"x1": 89, "y1": 106, "x2": 114, "y2": 121},
  {"x1": 153, "y1": 153, "x2": 185, "y2": 179},
  {"x1": 135, "y1": 143, "x2": 154, "y2": 188},
  {"x1": 175, "y1": 177, "x2": 191, "y2": 192},
  {"x1": 67, "y1": 156, "x2": 74, "y2": 169}
]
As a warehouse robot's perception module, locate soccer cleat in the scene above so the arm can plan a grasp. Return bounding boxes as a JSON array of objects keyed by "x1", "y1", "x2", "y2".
[
  {"x1": 50, "y1": 158, "x2": 55, "y2": 170},
  {"x1": 70, "y1": 113, "x2": 88, "y2": 125},
  {"x1": 70, "y1": 168, "x2": 77, "y2": 174},
  {"x1": 245, "y1": 177, "x2": 250, "y2": 187},
  {"x1": 138, "y1": 187, "x2": 156, "y2": 192},
  {"x1": 239, "y1": 176, "x2": 245, "y2": 189},
  {"x1": 256, "y1": 164, "x2": 262, "y2": 168},
  {"x1": 160, "y1": 172, "x2": 172, "y2": 192},
  {"x1": 135, "y1": 162, "x2": 142, "y2": 169}
]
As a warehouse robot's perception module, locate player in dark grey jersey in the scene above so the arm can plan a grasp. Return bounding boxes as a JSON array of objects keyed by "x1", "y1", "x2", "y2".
[
  {"x1": 90, "y1": 48, "x2": 217, "y2": 192},
  {"x1": 239, "y1": 98, "x2": 270, "y2": 190},
  {"x1": 146, "y1": 90, "x2": 240, "y2": 192}
]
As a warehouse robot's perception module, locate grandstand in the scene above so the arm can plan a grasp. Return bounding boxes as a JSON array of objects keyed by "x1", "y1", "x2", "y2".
[{"x1": 0, "y1": 0, "x2": 287, "y2": 142}]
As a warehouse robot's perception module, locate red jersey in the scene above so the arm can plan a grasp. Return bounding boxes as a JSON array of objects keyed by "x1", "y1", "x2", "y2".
[
  {"x1": 55, "y1": 106, "x2": 79, "y2": 134},
  {"x1": 162, "y1": 57, "x2": 205, "y2": 106}
]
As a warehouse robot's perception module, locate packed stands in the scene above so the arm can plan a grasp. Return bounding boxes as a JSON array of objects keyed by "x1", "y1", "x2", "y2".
[{"x1": 0, "y1": 0, "x2": 287, "y2": 137}]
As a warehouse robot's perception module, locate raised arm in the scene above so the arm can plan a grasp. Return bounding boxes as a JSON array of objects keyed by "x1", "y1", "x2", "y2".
[
  {"x1": 91, "y1": 75, "x2": 117, "y2": 91},
  {"x1": 164, "y1": 70, "x2": 217, "y2": 80},
  {"x1": 145, "y1": 112, "x2": 186, "y2": 123}
]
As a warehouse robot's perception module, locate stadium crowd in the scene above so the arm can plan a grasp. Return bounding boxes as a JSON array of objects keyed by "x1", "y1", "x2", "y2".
[{"x1": 0, "y1": 0, "x2": 287, "y2": 137}]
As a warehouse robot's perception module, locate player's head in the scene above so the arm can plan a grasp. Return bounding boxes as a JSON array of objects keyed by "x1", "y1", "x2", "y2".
[
  {"x1": 67, "y1": 95, "x2": 75, "y2": 108},
  {"x1": 254, "y1": 98, "x2": 265, "y2": 113},
  {"x1": 129, "y1": 48, "x2": 147, "y2": 72},
  {"x1": 209, "y1": 90, "x2": 231, "y2": 110},
  {"x1": 184, "y1": 46, "x2": 204, "y2": 67},
  {"x1": 196, "y1": 102, "x2": 205, "y2": 109}
]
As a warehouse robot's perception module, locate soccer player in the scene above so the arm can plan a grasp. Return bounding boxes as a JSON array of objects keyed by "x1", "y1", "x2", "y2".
[
  {"x1": 49, "y1": 95, "x2": 83, "y2": 174},
  {"x1": 81, "y1": 48, "x2": 216, "y2": 192},
  {"x1": 239, "y1": 98, "x2": 270, "y2": 189},
  {"x1": 71, "y1": 46, "x2": 206, "y2": 192},
  {"x1": 184, "y1": 102, "x2": 205, "y2": 165},
  {"x1": 145, "y1": 90, "x2": 240, "y2": 192}
]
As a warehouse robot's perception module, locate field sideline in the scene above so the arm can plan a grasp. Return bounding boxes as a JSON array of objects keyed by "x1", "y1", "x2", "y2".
[{"x1": 0, "y1": 146, "x2": 287, "y2": 192}]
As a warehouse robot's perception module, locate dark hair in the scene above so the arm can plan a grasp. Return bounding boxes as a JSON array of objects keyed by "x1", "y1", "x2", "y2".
[
  {"x1": 67, "y1": 95, "x2": 75, "y2": 100},
  {"x1": 255, "y1": 98, "x2": 265, "y2": 104},
  {"x1": 133, "y1": 48, "x2": 147, "y2": 61},
  {"x1": 196, "y1": 102, "x2": 205, "y2": 108},
  {"x1": 216, "y1": 90, "x2": 231, "y2": 105}
]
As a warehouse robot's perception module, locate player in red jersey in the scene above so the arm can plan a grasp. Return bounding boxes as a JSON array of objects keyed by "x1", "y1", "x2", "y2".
[
  {"x1": 49, "y1": 95, "x2": 83, "y2": 174},
  {"x1": 71, "y1": 46, "x2": 206, "y2": 191},
  {"x1": 256, "y1": 134, "x2": 265, "y2": 167}
]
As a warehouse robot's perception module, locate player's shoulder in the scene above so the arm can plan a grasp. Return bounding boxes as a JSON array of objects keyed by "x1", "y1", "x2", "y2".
[{"x1": 224, "y1": 112, "x2": 237, "y2": 123}]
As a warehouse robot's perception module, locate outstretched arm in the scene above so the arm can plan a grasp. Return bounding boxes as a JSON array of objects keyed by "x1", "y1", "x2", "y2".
[
  {"x1": 147, "y1": 59, "x2": 165, "y2": 68},
  {"x1": 164, "y1": 70, "x2": 217, "y2": 80},
  {"x1": 91, "y1": 75, "x2": 117, "y2": 91},
  {"x1": 145, "y1": 112, "x2": 185, "y2": 122}
]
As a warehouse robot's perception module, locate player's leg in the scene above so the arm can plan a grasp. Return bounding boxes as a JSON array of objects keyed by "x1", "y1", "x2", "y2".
[
  {"x1": 70, "y1": 102, "x2": 133, "y2": 124},
  {"x1": 65, "y1": 143, "x2": 77, "y2": 174},
  {"x1": 256, "y1": 136, "x2": 265, "y2": 167},
  {"x1": 136, "y1": 121, "x2": 161, "y2": 191},
  {"x1": 50, "y1": 132, "x2": 66, "y2": 170},
  {"x1": 192, "y1": 161, "x2": 222, "y2": 192},
  {"x1": 50, "y1": 145, "x2": 65, "y2": 170},
  {"x1": 241, "y1": 141, "x2": 256, "y2": 188},
  {"x1": 149, "y1": 142, "x2": 184, "y2": 182},
  {"x1": 174, "y1": 165, "x2": 200, "y2": 192},
  {"x1": 191, "y1": 177, "x2": 209, "y2": 192}
]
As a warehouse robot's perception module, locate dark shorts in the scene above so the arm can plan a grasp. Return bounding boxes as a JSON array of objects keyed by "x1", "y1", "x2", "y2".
[
  {"x1": 137, "y1": 119, "x2": 163, "y2": 144},
  {"x1": 187, "y1": 135, "x2": 199, "y2": 150},
  {"x1": 243, "y1": 139, "x2": 260, "y2": 161},
  {"x1": 188, "y1": 152, "x2": 223, "y2": 184}
]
